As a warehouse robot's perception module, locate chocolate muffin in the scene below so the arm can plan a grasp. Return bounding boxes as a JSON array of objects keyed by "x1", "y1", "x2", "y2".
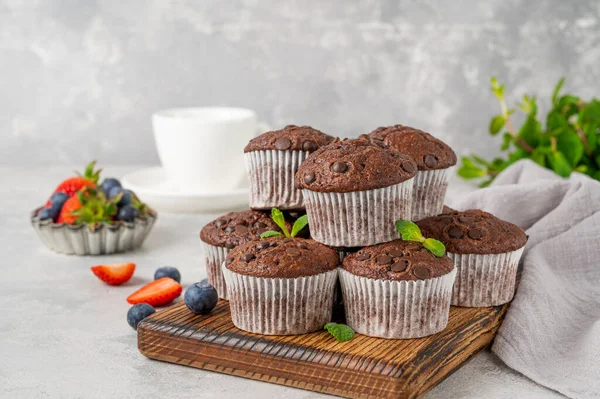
[
  {"x1": 418, "y1": 209, "x2": 527, "y2": 307},
  {"x1": 295, "y1": 136, "x2": 417, "y2": 247},
  {"x1": 244, "y1": 125, "x2": 335, "y2": 210},
  {"x1": 369, "y1": 125, "x2": 457, "y2": 221},
  {"x1": 222, "y1": 237, "x2": 339, "y2": 335},
  {"x1": 199, "y1": 210, "x2": 292, "y2": 300},
  {"x1": 339, "y1": 240, "x2": 456, "y2": 339}
]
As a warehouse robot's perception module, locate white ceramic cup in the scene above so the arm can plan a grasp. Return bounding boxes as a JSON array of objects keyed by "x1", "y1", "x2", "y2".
[{"x1": 152, "y1": 107, "x2": 268, "y2": 193}]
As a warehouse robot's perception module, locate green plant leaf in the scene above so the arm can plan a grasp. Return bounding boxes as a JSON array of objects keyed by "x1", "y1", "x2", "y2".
[
  {"x1": 531, "y1": 146, "x2": 550, "y2": 167},
  {"x1": 489, "y1": 115, "x2": 505, "y2": 135},
  {"x1": 580, "y1": 100, "x2": 600, "y2": 124},
  {"x1": 270, "y1": 208, "x2": 290, "y2": 237},
  {"x1": 260, "y1": 230, "x2": 284, "y2": 238},
  {"x1": 470, "y1": 155, "x2": 490, "y2": 167},
  {"x1": 501, "y1": 133, "x2": 513, "y2": 151},
  {"x1": 584, "y1": 123, "x2": 598, "y2": 151},
  {"x1": 423, "y1": 238, "x2": 446, "y2": 257},
  {"x1": 324, "y1": 322, "x2": 355, "y2": 342},
  {"x1": 518, "y1": 114, "x2": 542, "y2": 147},
  {"x1": 395, "y1": 220, "x2": 424, "y2": 242},
  {"x1": 552, "y1": 77, "x2": 565, "y2": 105},
  {"x1": 556, "y1": 130, "x2": 584, "y2": 166},
  {"x1": 290, "y1": 215, "x2": 309, "y2": 237},
  {"x1": 479, "y1": 179, "x2": 493, "y2": 188},
  {"x1": 508, "y1": 148, "x2": 530, "y2": 163},
  {"x1": 547, "y1": 151, "x2": 572, "y2": 177}
]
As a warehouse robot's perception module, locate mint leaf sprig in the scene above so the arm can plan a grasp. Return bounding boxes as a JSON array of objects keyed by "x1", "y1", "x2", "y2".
[
  {"x1": 259, "y1": 208, "x2": 308, "y2": 239},
  {"x1": 395, "y1": 220, "x2": 446, "y2": 257},
  {"x1": 459, "y1": 77, "x2": 600, "y2": 187},
  {"x1": 324, "y1": 322, "x2": 355, "y2": 342}
]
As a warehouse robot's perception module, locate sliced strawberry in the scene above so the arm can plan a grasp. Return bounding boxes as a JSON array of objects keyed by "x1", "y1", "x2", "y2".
[
  {"x1": 91, "y1": 262, "x2": 136, "y2": 286},
  {"x1": 57, "y1": 195, "x2": 82, "y2": 224},
  {"x1": 127, "y1": 277, "x2": 182, "y2": 306},
  {"x1": 49, "y1": 161, "x2": 101, "y2": 201}
]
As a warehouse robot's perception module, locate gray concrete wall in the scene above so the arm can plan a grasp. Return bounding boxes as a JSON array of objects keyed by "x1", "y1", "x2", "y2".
[{"x1": 1, "y1": 0, "x2": 599, "y2": 165}]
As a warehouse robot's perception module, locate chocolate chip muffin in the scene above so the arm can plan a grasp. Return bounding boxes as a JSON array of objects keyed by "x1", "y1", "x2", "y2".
[
  {"x1": 418, "y1": 209, "x2": 527, "y2": 307},
  {"x1": 339, "y1": 240, "x2": 456, "y2": 339},
  {"x1": 369, "y1": 125, "x2": 457, "y2": 221},
  {"x1": 222, "y1": 237, "x2": 339, "y2": 335},
  {"x1": 199, "y1": 210, "x2": 292, "y2": 299},
  {"x1": 244, "y1": 125, "x2": 335, "y2": 210},
  {"x1": 295, "y1": 136, "x2": 417, "y2": 247}
]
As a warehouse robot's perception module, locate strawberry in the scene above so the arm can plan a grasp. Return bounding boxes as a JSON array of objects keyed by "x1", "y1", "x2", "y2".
[
  {"x1": 57, "y1": 187, "x2": 119, "y2": 225},
  {"x1": 127, "y1": 277, "x2": 182, "y2": 307},
  {"x1": 91, "y1": 262, "x2": 136, "y2": 286},
  {"x1": 45, "y1": 161, "x2": 101, "y2": 206}
]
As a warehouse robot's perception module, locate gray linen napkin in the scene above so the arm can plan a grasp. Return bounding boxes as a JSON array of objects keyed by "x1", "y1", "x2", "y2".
[{"x1": 448, "y1": 159, "x2": 600, "y2": 399}]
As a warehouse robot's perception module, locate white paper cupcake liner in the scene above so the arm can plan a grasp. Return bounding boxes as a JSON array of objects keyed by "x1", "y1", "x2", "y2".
[
  {"x1": 245, "y1": 150, "x2": 310, "y2": 210},
  {"x1": 449, "y1": 247, "x2": 525, "y2": 307},
  {"x1": 30, "y1": 210, "x2": 157, "y2": 255},
  {"x1": 200, "y1": 242, "x2": 230, "y2": 300},
  {"x1": 222, "y1": 265, "x2": 338, "y2": 335},
  {"x1": 411, "y1": 167, "x2": 453, "y2": 221},
  {"x1": 302, "y1": 179, "x2": 414, "y2": 247},
  {"x1": 339, "y1": 267, "x2": 457, "y2": 339}
]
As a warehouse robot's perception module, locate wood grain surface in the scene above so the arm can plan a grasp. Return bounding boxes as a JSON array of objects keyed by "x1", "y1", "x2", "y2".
[{"x1": 138, "y1": 300, "x2": 510, "y2": 399}]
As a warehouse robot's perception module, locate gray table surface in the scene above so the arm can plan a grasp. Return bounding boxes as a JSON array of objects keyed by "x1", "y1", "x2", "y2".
[{"x1": 0, "y1": 165, "x2": 564, "y2": 399}]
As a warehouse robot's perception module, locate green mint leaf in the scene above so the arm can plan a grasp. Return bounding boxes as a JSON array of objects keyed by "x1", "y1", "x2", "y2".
[
  {"x1": 457, "y1": 163, "x2": 486, "y2": 179},
  {"x1": 552, "y1": 77, "x2": 565, "y2": 105},
  {"x1": 260, "y1": 231, "x2": 284, "y2": 239},
  {"x1": 270, "y1": 208, "x2": 290, "y2": 237},
  {"x1": 395, "y1": 220, "x2": 425, "y2": 242},
  {"x1": 423, "y1": 238, "x2": 446, "y2": 257},
  {"x1": 290, "y1": 215, "x2": 309, "y2": 237},
  {"x1": 324, "y1": 322, "x2": 355, "y2": 342},
  {"x1": 547, "y1": 151, "x2": 572, "y2": 177},
  {"x1": 489, "y1": 115, "x2": 505, "y2": 135}
]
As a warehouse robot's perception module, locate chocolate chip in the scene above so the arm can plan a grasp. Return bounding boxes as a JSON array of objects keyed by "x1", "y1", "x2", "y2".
[
  {"x1": 275, "y1": 137, "x2": 292, "y2": 150},
  {"x1": 388, "y1": 249, "x2": 404, "y2": 257},
  {"x1": 391, "y1": 259, "x2": 409, "y2": 272},
  {"x1": 224, "y1": 226, "x2": 234, "y2": 234},
  {"x1": 288, "y1": 212, "x2": 301, "y2": 219},
  {"x1": 256, "y1": 241, "x2": 270, "y2": 250},
  {"x1": 296, "y1": 242, "x2": 308, "y2": 249},
  {"x1": 215, "y1": 219, "x2": 227, "y2": 228},
  {"x1": 458, "y1": 216, "x2": 474, "y2": 224},
  {"x1": 413, "y1": 265, "x2": 431, "y2": 279},
  {"x1": 402, "y1": 161, "x2": 416, "y2": 174},
  {"x1": 256, "y1": 228, "x2": 267, "y2": 235},
  {"x1": 356, "y1": 252, "x2": 370, "y2": 261},
  {"x1": 468, "y1": 228, "x2": 483, "y2": 239},
  {"x1": 448, "y1": 226, "x2": 463, "y2": 238},
  {"x1": 224, "y1": 242, "x2": 235, "y2": 249},
  {"x1": 376, "y1": 255, "x2": 392, "y2": 265},
  {"x1": 304, "y1": 173, "x2": 315, "y2": 184},
  {"x1": 302, "y1": 140, "x2": 317, "y2": 151},
  {"x1": 331, "y1": 162, "x2": 348, "y2": 173},
  {"x1": 286, "y1": 248, "x2": 302, "y2": 256},
  {"x1": 226, "y1": 257, "x2": 234, "y2": 265},
  {"x1": 235, "y1": 225, "x2": 249, "y2": 234},
  {"x1": 241, "y1": 253, "x2": 255, "y2": 262},
  {"x1": 371, "y1": 139, "x2": 386, "y2": 148},
  {"x1": 254, "y1": 222, "x2": 267, "y2": 229},
  {"x1": 423, "y1": 154, "x2": 438, "y2": 168}
]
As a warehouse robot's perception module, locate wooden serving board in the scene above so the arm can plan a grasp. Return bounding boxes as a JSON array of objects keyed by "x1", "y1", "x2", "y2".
[{"x1": 138, "y1": 300, "x2": 510, "y2": 399}]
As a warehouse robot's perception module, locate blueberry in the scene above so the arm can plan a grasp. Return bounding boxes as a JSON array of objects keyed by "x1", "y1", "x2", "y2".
[
  {"x1": 154, "y1": 267, "x2": 181, "y2": 283},
  {"x1": 116, "y1": 204, "x2": 139, "y2": 222},
  {"x1": 100, "y1": 178, "x2": 122, "y2": 196},
  {"x1": 49, "y1": 192, "x2": 69, "y2": 209},
  {"x1": 107, "y1": 185, "x2": 123, "y2": 200},
  {"x1": 118, "y1": 189, "x2": 136, "y2": 207},
  {"x1": 37, "y1": 207, "x2": 55, "y2": 221},
  {"x1": 184, "y1": 281, "x2": 218, "y2": 315},
  {"x1": 127, "y1": 303, "x2": 156, "y2": 330}
]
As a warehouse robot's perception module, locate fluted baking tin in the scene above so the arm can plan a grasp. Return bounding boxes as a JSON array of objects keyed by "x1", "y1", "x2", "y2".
[{"x1": 31, "y1": 210, "x2": 157, "y2": 255}]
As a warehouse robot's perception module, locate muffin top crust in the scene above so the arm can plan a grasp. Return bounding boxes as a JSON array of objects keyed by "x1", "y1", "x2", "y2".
[
  {"x1": 369, "y1": 125, "x2": 457, "y2": 170},
  {"x1": 200, "y1": 210, "x2": 291, "y2": 248},
  {"x1": 342, "y1": 240, "x2": 454, "y2": 281},
  {"x1": 295, "y1": 136, "x2": 417, "y2": 193},
  {"x1": 417, "y1": 209, "x2": 527, "y2": 254},
  {"x1": 225, "y1": 237, "x2": 339, "y2": 278},
  {"x1": 244, "y1": 125, "x2": 335, "y2": 153}
]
